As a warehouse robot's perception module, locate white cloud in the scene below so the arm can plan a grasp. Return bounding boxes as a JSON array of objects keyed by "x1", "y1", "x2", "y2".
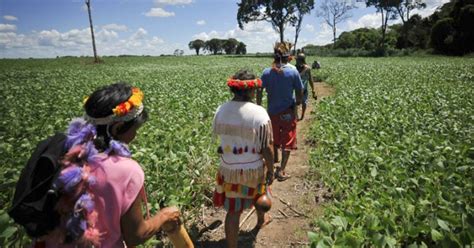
[
  {"x1": 305, "y1": 24, "x2": 315, "y2": 32},
  {"x1": 130, "y1": 28, "x2": 148, "y2": 41},
  {"x1": 346, "y1": 13, "x2": 380, "y2": 30},
  {"x1": 154, "y1": 0, "x2": 192, "y2": 5},
  {"x1": 0, "y1": 24, "x2": 17, "y2": 32},
  {"x1": 196, "y1": 20, "x2": 206, "y2": 25},
  {"x1": 412, "y1": 0, "x2": 450, "y2": 17},
  {"x1": 3, "y1": 15, "x2": 18, "y2": 21},
  {"x1": 150, "y1": 36, "x2": 165, "y2": 45},
  {"x1": 145, "y1": 8, "x2": 175, "y2": 17},
  {"x1": 0, "y1": 26, "x2": 171, "y2": 58},
  {"x1": 102, "y1": 23, "x2": 128, "y2": 32}
]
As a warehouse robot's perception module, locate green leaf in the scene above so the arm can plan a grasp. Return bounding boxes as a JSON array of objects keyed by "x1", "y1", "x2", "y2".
[
  {"x1": 318, "y1": 220, "x2": 333, "y2": 234},
  {"x1": 431, "y1": 229, "x2": 443, "y2": 241},
  {"x1": 308, "y1": 231, "x2": 319, "y2": 242},
  {"x1": 331, "y1": 216, "x2": 348, "y2": 230},
  {"x1": 371, "y1": 167, "x2": 378, "y2": 177},
  {"x1": 437, "y1": 218, "x2": 450, "y2": 231},
  {"x1": 0, "y1": 226, "x2": 16, "y2": 239},
  {"x1": 371, "y1": 233, "x2": 386, "y2": 247},
  {"x1": 316, "y1": 237, "x2": 333, "y2": 248}
]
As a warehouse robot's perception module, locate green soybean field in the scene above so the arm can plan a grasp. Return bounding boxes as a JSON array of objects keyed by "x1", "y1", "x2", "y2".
[{"x1": 0, "y1": 55, "x2": 473, "y2": 247}]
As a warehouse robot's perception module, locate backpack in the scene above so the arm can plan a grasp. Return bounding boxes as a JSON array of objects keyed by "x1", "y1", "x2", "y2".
[{"x1": 8, "y1": 133, "x2": 67, "y2": 238}]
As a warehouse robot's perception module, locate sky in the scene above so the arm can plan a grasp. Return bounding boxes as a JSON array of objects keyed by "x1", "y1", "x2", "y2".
[{"x1": 0, "y1": 0, "x2": 449, "y2": 58}]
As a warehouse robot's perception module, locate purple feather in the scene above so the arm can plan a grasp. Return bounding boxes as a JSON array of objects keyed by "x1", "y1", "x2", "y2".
[
  {"x1": 87, "y1": 175, "x2": 97, "y2": 186},
  {"x1": 57, "y1": 166, "x2": 83, "y2": 192},
  {"x1": 75, "y1": 193, "x2": 95, "y2": 213},
  {"x1": 65, "y1": 118, "x2": 97, "y2": 150},
  {"x1": 66, "y1": 214, "x2": 87, "y2": 241},
  {"x1": 105, "y1": 140, "x2": 131, "y2": 158},
  {"x1": 83, "y1": 141, "x2": 100, "y2": 164}
]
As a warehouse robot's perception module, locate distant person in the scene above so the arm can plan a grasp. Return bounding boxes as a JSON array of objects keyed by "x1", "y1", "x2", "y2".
[
  {"x1": 296, "y1": 52, "x2": 317, "y2": 121},
  {"x1": 257, "y1": 42, "x2": 304, "y2": 182},
  {"x1": 213, "y1": 69, "x2": 275, "y2": 248},
  {"x1": 39, "y1": 83, "x2": 182, "y2": 247}
]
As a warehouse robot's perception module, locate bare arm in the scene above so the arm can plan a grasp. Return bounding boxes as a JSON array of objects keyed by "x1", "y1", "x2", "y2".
[
  {"x1": 121, "y1": 197, "x2": 180, "y2": 246},
  {"x1": 261, "y1": 145, "x2": 274, "y2": 185},
  {"x1": 307, "y1": 67, "x2": 316, "y2": 99},
  {"x1": 256, "y1": 88, "x2": 263, "y2": 106},
  {"x1": 295, "y1": 88, "x2": 303, "y2": 105}
]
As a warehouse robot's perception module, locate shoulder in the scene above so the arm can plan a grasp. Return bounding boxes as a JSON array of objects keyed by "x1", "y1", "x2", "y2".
[
  {"x1": 263, "y1": 67, "x2": 275, "y2": 75},
  {"x1": 249, "y1": 102, "x2": 267, "y2": 113},
  {"x1": 284, "y1": 67, "x2": 300, "y2": 76},
  {"x1": 104, "y1": 156, "x2": 144, "y2": 179},
  {"x1": 246, "y1": 103, "x2": 270, "y2": 121},
  {"x1": 216, "y1": 102, "x2": 232, "y2": 114}
]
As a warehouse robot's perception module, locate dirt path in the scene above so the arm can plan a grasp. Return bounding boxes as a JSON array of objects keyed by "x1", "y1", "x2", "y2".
[{"x1": 194, "y1": 82, "x2": 335, "y2": 248}]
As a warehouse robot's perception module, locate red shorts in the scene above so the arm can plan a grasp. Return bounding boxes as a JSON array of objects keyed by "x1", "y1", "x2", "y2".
[{"x1": 270, "y1": 108, "x2": 297, "y2": 150}]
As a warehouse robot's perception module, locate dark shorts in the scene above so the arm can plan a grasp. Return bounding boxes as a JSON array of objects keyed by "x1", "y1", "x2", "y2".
[{"x1": 270, "y1": 108, "x2": 297, "y2": 150}]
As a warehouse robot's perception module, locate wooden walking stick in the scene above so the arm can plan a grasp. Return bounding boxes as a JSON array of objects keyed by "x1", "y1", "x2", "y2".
[{"x1": 162, "y1": 219, "x2": 194, "y2": 248}]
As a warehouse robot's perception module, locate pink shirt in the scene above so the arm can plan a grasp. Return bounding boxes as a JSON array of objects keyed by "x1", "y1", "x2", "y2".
[{"x1": 45, "y1": 154, "x2": 145, "y2": 248}]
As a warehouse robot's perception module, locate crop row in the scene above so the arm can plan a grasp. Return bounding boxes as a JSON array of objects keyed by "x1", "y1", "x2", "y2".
[{"x1": 308, "y1": 57, "x2": 473, "y2": 247}]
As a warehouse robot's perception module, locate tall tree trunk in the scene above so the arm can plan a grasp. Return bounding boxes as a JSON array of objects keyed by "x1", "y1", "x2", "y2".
[
  {"x1": 86, "y1": 0, "x2": 98, "y2": 63},
  {"x1": 380, "y1": 9, "x2": 389, "y2": 48},
  {"x1": 333, "y1": 18, "x2": 336, "y2": 48},
  {"x1": 279, "y1": 22, "x2": 284, "y2": 43},
  {"x1": 196, "y1": 49, "x2": 199, "y2": 56},
  {"x1": 379, "y1": 9, "x2": 385, "y2": 48},
  {"x1": 293, "y1": 34, "x2": 298, "y2": 54}
]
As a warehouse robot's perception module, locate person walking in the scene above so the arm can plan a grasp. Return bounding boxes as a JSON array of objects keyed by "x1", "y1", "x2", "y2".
[
  {"x1": 295, "y1": 52, "x2": 317, "y2": 121},
  {"x1": 38, "y1": 83, "x2": 184, "y2": 247},
  {"x1": 213, "y1": 69, "x2": 275, "y2": 248},
  {"x1": 257, "y1": 42, "x2": 304, "y2": 182}
]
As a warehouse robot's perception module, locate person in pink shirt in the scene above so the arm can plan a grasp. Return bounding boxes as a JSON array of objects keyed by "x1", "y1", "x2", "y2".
[{"x1": 39, "y1": 83, "x2": 180, "y2": 247}]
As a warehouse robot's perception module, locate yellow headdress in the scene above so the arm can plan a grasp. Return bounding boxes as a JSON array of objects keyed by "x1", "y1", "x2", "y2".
[{"x1": 274, "y1": 42, "x2": 292, "y2": 57}]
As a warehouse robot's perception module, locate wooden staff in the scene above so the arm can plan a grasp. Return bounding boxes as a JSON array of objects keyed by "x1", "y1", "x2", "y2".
[{"x1": 162, "y1": 220, "x2": 194, "y2": 248}]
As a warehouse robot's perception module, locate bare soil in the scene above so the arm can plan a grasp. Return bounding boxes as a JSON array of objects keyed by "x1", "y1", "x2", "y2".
[{"x1": 191, "y1": 83, "x2": 335, "y2": 248}]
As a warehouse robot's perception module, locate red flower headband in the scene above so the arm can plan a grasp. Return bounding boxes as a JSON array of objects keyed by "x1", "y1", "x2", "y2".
[{"x1": 227, "y1": 78, "x2": 262, "y2": 90}]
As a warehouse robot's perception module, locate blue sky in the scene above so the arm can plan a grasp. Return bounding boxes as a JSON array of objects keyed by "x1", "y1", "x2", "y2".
[{"x1": 0, "y1": 0, "x2": 448, "y2": 58}]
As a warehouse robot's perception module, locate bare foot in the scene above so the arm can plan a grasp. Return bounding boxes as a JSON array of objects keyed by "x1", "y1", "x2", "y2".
[{"x1": 255, "y1": 214, "x2": 272, "y2": 230}]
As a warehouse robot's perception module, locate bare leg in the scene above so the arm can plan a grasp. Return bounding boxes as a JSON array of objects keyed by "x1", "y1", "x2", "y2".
[
  {"x1": 225, "y1": 211, "x2": 241, "y2": 248},
  {"x1": 280, "y1": 150, "x2": 290, "y2": 174},
  {"x1": 255, "y1": 209, "x2": 272, "y2": 229},
  {"x1": 299, "y1": 103, "x2": 307, "y2": 121},
  {"x1": 273, "y1": 145, "x2": 279, "y2": 163}
]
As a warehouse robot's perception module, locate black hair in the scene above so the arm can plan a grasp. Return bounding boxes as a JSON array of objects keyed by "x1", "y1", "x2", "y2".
[
  {"x1": 230, "y1": 69, "x2": 256, "y2": 102},
  {"x1": 273, "y1": 54, "x2": 289, "y2": 64},
  {"x1": 296, "y1": 53, "x2": 307, "y2": 72},
  {"x1": 84, "y1": 82, "x2": 148, "y2": 151}
]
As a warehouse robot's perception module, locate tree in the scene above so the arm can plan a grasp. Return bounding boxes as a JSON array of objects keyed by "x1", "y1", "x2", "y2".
[
  {"x1": 318, "y1": 0, "x2": 355, "y2": 48},
  {"x1": 395, "y1": 0, "x2": 426, "y2": 24},
  {"x1": 223, "y1": 38, "x2": 239, "y2": 54},
  {"x1": 366, "y1": 0, "x2": 399, "y2": 49},
  {"x1": 293, "y1": 0, "x2": 315, "y2": 53},
  {"x1": 236, "y1": 42, "x2": 247, "y2": 54},
  {"x1": 85, "y1": 0, "x2": 99, "y2": 63},
  {"x1": 205, "y1": 39, "x2": 224, "y2": 55},
  {"x1": 188, "y1": 39, "x2": 205, "y2": 55},
  {"x1": 237, "y1": 0, "x2": 303, "y2": 42},
  {"x1": 173, "y1": 49, "x2": 184, "y2": 56},
  {"x1": 430, "y1": 18, "x2": 456, "y2": 54}
]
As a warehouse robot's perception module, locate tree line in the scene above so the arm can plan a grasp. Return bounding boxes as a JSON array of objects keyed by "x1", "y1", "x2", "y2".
[
  {"x1": 304, "y1": 0, "x2": 473, "y2": 56},
  {"x1": 188, "y1": 39, "x2": 247, "y2": 55}
]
